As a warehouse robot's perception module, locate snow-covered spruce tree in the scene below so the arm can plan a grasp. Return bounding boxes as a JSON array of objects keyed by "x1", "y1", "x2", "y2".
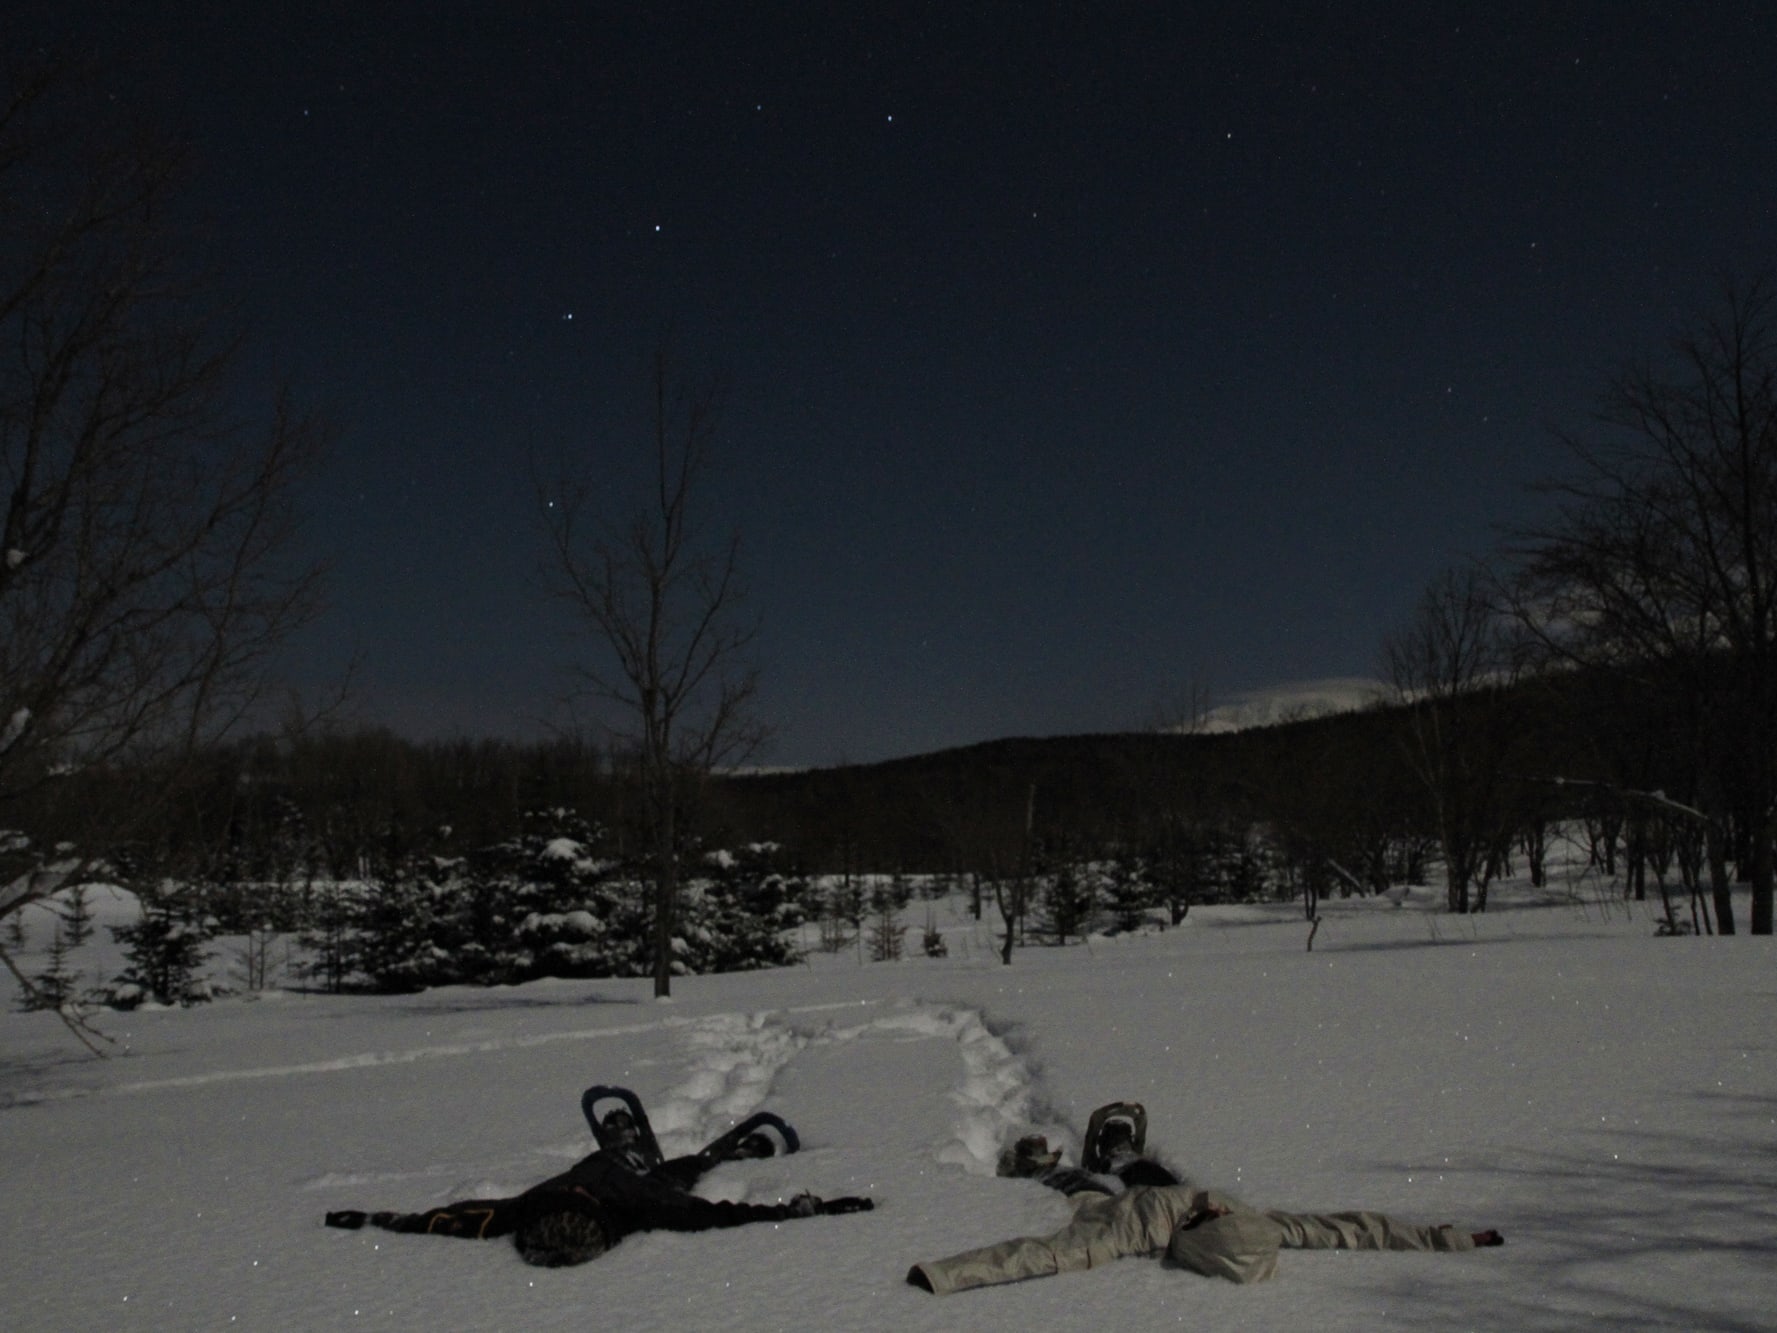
[
  {"x1": 1205, "y1": 822, "x2": 1274, "y2": 903},
  {"x1": 1096, "y1": 849, "x2": 1159, "y2": 934},
  {"x1": 866, "y1": 887, "x2": 906, "y2": 963},
  {"x1": 499, "y1": 809, "x2": 650, "y2": 981},
  {"x1": 817, "y1": 875, "x2": 861, "y2": 953},
  {"x1": 296, "y1": 879, "x2": 359, "y2": 993},
  {"x1": 450, "y1": 851, "x2": 524, "y2": 985},
  {"x1": 349, "y1": 853, "x2": 466, "y2": 992},
  {"x1": 656, "y1": 842, "x2": 806, "y2": 975},
  {"x1": 107, "y1": 897, "x2": 216, "y2": 1007},
  {"x1": 1031, "y1": 839, "x2": 1096, "y2": 945}
]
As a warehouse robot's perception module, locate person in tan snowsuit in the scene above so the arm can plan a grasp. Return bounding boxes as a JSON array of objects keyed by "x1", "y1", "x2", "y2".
[{"x1": 908, "y1": 1182, "x2": 1502, "y2": 1293}]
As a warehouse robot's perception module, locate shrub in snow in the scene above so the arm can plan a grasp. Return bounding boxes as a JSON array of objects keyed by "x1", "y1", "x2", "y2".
[{"x1": 920, "y1": 910, "x2": 948, "y2": 958}]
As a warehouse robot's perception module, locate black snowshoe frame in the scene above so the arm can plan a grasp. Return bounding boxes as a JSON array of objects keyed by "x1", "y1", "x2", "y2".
[
  {"x1": 582, "y1": 1085, "x2": 666, "y2": 1168},
  {"x1": 581, "y1": 1085, "x2": 800, "y2": 1169},
  {"x1": 1082, "y1": 1100, "x2": 1148, "y2": 1174},
  {"x1": 696, "y1": 1109, "x2": 801, "y2": 1162}
]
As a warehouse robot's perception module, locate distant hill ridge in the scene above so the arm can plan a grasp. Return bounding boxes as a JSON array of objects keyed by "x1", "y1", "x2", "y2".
[{"x1": 1196, "y1": 677, "x2": 1387, "y2": 734}]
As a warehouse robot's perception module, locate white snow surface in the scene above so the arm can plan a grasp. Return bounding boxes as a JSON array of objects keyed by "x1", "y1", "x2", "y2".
[{"x1": 4, "y1": 876, "x2": 1775, "y2": 1331}]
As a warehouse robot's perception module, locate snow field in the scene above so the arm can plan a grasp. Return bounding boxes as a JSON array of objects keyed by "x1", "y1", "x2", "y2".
[{"x1": 3, "y1": 881, "x2": 1776, "y2": 1330}]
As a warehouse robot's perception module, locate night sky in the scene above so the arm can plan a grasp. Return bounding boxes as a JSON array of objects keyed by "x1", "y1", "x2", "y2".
[{"x1": 25, "y1": 3, "x2": 1777, "y2": 765}]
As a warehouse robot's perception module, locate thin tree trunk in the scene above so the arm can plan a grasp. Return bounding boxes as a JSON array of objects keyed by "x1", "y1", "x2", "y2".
[
  {"x1": 1750, "y1": 825, "x2": 1773, "y2": 936},
  {"x1": 653, "y1": 781, "x2": 677, "y2": 997},
  {"x1": 1707, "y1": 820, "x2": 1737, "y2": 936}
]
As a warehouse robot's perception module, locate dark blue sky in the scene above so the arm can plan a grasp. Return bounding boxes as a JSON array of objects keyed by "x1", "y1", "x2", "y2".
[{"x1": 31, "y1": 2, "x2": 1777, "y2": 765}]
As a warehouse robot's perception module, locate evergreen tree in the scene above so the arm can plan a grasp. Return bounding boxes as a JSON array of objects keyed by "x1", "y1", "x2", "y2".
[
  {"x1": 1098, "y1": 849, "x2": 1158, "y2": 933},
  {"x1": 866, "y1": 885, "x2": 905, "y2": 962},
  {"x1": 61, "y1": 882, "x2": 95, "y2": 946},
  {"x1": 349, "y1": 854, "x2": 464, "y2": 992},
  {"x1": 108, "y1": 899, "x2": 215, "y2": 1007},
  {"x1": 1032, "y1": 840, "x2": 1095, "y2": 944},
  {"x1": 297, "y1": 879, "x2": 360, "y2": 993},
  {"x1": 23, "y1": 923, "x2": 80, "y2": 1011},
  {"x1": 497, "y1": 809, "x2": 648, "y2": 981},
  {"x1": 674, "y1": 843, "x2": 806, "y2": 974}
]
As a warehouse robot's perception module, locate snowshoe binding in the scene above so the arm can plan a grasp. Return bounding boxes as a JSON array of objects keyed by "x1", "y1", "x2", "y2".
[
  {"x1": 581, "y1": 1085, "x2": 666, "y2": 1171},
  {"x1": 997, "y1": 1133, "x2": 1063, "y2": 1179},
  {"x1": 1082, "y1": 1101, "x2": 1148, "y2": 1174}
]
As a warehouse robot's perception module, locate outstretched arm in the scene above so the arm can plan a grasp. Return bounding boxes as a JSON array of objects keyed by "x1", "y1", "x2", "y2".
[
  {"x1": 1267, "y1": 1210, "x2": 1502, "y2": 1253},
  {"x1": 616, "y1": 1188, "x2": 872, "y2": 1234},
  {"x1": 325, "y1": 1197, "x2": 523, "y2": 1239}
]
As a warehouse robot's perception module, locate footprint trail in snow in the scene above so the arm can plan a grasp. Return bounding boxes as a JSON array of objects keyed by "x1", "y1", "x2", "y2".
[{"x1": 652, "y1": 1001, "x2": 1071, "y2": 1199}]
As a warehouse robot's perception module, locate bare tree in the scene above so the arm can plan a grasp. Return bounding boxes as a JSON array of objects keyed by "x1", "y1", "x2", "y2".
[
  {"x1": 1383, "y1": 565, "x2": 1524, "y2": 913},
  {"x1": 1506, "y1": 279, "x2": 1777, "y2": 934},
  {"x1": 541, "y1": 347, "x2": 764, "y2": 997},
  {"x1": 0, "y1": 57, "x2": 327, "y2": 1000}
]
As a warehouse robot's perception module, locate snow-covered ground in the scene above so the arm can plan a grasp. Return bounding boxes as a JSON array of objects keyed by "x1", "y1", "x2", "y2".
[{"x1": 4, "y1": 870, "x2": 1774, "y2": 1331}]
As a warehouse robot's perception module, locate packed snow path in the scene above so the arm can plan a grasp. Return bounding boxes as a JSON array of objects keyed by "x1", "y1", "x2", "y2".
[{"x1": 650, "y1": 1003, "x2": 1061, "y2": 1177}]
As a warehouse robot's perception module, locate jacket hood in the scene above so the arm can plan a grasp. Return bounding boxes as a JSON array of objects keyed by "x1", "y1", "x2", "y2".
[{"x1": 1168, "y1": 1210, "x2": 1285, "y2": 1283}]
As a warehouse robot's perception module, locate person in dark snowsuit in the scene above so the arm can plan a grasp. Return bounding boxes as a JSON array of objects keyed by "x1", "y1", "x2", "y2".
[{"x1": 326, "y1": 1105, "x2": 871, "y2": 1267}]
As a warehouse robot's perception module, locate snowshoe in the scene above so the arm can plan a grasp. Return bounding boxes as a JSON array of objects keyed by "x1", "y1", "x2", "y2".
[
  {"x1": 696, "y1": 1110, "x2": 800, "y2": 1164},
  {"x1": 1082, "y1": 1101, "x2": 1148, "y2": 1174},
  {"x1": 581, "y1": 1085, "x2": 665, "y2": 1170}
]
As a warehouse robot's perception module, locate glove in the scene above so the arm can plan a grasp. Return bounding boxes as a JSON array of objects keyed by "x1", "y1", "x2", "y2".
[
  {"x1": 325, "y1": 1210, "x2": 368, "y2": 1230},
  {"x1": 818, "y1": 1196, "x2": 874, "y2": 1215}
]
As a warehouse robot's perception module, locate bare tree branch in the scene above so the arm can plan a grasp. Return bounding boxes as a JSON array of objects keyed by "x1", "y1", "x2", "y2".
[
  {"x1": 0, "y1": 58, "x2": 330, "y2": 983},
  {"x1": 538, "y1": 345, "x2": 764, "y2": 996},
  {"x1": 1502, "y1": 276, "x2": 1777, "y2": 933}
]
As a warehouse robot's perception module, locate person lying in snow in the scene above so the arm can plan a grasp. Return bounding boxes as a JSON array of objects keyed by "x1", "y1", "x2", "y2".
[
  {"x1": 326, "y1": 1088, "x2": 873, "y2": 1268},
  {"x1": 910, "y1": 1105, "x2": 1500, "y2": 1293}
]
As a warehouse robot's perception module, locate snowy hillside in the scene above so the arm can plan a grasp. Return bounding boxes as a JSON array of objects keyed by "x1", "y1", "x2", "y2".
[
  {"x1": 3, "y1": 871, "x2": 1773, "y2": 1331},
  {"x1": 1195, "y1": 678, "x2": 1388, "y2": 734}
]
